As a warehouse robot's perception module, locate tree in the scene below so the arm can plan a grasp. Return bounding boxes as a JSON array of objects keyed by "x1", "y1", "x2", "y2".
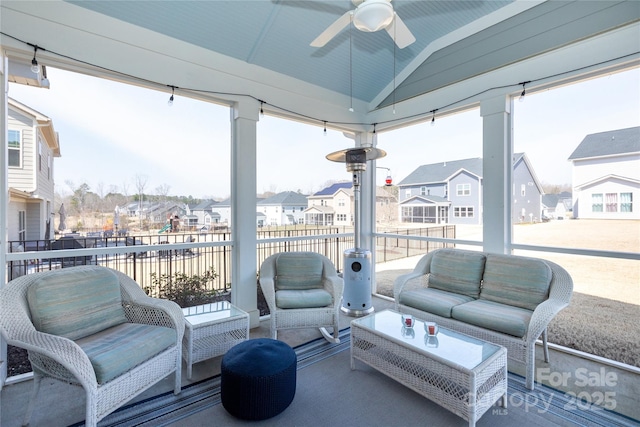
[{"x1": 135, "y1": 174, "x2": 149, "y2": 230}]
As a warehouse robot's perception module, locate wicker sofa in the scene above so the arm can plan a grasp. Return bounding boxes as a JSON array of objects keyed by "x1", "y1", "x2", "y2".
[
  {"x1": 393, "y1": 248, "x2": 573, "y2": 390},
  {"x1": 0, "y1": 266, "x2": 185, "y2": 427}
]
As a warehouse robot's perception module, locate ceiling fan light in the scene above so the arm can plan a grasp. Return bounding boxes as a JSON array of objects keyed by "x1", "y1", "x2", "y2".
[{"x1": 353, "y1": 1, "x2": 394, "y2": 32}]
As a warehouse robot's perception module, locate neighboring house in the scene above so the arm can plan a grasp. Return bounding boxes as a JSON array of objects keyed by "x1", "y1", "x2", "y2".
[
  {"x1": 7, "y1": 98, "x2": 61, "y2": 244},
  {"x1": 568, "y1": 127, "x2": 639, "y2": 219},
  {"x1": 212, "y1": 197, "x2": 265, "y2": 228},
  {"x1": 305, "y1": 182, "x2": 352, "y2": 226},
  {"x1": 542, "y1": 192, "x2": 572, "y2": 220},
  {"x1": 304, "y1": 182, "x2": 397, "y2": 226},
  {"x1": 258, "y1": 191, "x2": 308, "y2": 226},
  {"x1": 397, "y1": 154, "x2": 543, "y2": 225},
  {"x1": 191, "y1": 200, "x2": 222, "y2": 228}
]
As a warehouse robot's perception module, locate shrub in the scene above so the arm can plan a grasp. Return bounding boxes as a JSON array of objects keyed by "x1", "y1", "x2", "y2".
[{"x1": 147, "y1": 268, "x2": 219, "y2": 307}]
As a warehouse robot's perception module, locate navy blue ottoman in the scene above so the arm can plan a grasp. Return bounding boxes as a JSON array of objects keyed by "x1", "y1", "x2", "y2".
[{"x1": 221, "y1": 338, "x2": 297, "y2": 420}]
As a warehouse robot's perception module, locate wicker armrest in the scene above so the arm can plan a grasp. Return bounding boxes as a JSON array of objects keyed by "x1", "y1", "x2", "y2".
[
  {"x1": 322, "y1": 276, "x2": 344, "y2": 303},
  {"x1": 14, "y1": 330, "x2": 98, "y2": 387}
]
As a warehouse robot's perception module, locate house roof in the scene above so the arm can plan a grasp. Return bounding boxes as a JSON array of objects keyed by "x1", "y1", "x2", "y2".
[
  {"x1": 398, "y1": 153, "x2": 531, "y2": 186},
  {"x1": 398, "y1": 157, "x2": 483, "y2": 186},
  {"x1": 258, "y1": 191, "x2": 308, "y2": 206},
  {"x1": 312, "y1": 182, "x2": 352, "y2": 197},
  {"x1": 192, "y1": 200, "x2": 218, "y2": 211},
  {"x1": 399, "y1": 195, "x2": 450, "y2": 206},
  {"x1": 8, "y1": 97, "x2": 61, "y2": 157},
  {"x1": 568, "y1": 126, "x2": 640, "y2": 160}
]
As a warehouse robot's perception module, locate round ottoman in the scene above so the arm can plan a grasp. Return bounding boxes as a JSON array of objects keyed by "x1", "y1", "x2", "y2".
[{"x1": 221, "y1": 338, "x2": 297, "y2": 420}]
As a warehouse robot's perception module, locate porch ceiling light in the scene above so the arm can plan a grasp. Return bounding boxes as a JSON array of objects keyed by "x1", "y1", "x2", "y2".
[{"x1": 353, "y1": 0, "x2": 394, "y2": 32}]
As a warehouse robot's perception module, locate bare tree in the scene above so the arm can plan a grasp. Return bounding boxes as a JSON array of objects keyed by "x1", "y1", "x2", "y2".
[
  {"x1": 135, "y1": 174, "x2": 149, "y2": 230},
  {"x1": 156, "y1": 183, "x2": 171, "y2": 203}
]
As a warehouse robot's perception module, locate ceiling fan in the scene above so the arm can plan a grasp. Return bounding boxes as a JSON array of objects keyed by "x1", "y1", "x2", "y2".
[{"x1": 310, "y1": 0, "x2": 416, "y2": 49}]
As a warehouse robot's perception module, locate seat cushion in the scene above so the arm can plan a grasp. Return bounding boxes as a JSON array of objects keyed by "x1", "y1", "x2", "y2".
[
  {"x1": 398, "y1": 288, "x2": 474, "y2": 318},
  {"x1": 75, "y1": 322, "x2": 176, "y2": 384},
  {"x1": 275, "y1": 253, "x2": 324, "y2": 291},
  {"x1": 451, "y1": 299, "x2": 533, "y2": 338},
  {"x1": 27, "y1": 267, "x2": 128, "y2": 340},
  {"x1": 428, "y1": 249, "x2": 486, "y2": 298},
  {"x1": 480, "y1": 254, "x2": 552, "y2": 311},
  {"x1": 275, "y1": 289, "x2": 332, "y2": 309}
]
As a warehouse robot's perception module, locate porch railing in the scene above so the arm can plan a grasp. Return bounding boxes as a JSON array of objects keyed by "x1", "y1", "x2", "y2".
[{"x1": 6, "y1": 226, "x2": 453, "y2": 295}]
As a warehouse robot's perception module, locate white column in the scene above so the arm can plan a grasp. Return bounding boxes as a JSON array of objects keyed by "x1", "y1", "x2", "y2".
[
  {"x1": 1, "y1": 54, "x2": 8, "y2": 387},
  {"x1": 480, "y1": 95, "x2": 513, "y2": 254},
  {"x1": 230, "y1": 99, "x2": 260, "y2": 327}
]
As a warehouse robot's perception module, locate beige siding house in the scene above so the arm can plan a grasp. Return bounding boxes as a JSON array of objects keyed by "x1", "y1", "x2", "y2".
[{"x1": 7, "y1": 98, "x2": 60, "y2": 243}]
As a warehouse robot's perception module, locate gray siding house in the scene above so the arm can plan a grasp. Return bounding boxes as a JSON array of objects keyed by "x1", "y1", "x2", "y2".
[{"x1": 398, "y1": 154, "x2": 543, "y2": 224}]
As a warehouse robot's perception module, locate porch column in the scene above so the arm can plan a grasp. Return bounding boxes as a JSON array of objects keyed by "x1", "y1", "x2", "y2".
[
  {"x1": 1, "y1": 54, "x2": 8, "y2": 385},
  {"x1": 480, "y1": 95, "x2": 513, "y2": 254},
  {"x1": 354, "y1": 131, "x2": 378, "y2": 291},
  {"x1": 230, "y1": 99, "x2": 260, "y2": 328}
]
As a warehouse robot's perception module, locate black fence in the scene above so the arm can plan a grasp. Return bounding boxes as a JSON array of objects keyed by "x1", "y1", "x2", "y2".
[{"x1": 7, "y1": 225, "x2": 454, "y2": 295}]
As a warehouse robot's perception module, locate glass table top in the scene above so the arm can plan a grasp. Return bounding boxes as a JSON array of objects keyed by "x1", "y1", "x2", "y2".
[
  {"x1": 182, "y1": 301, "x2": 247, "y2": 326},
  {"x1": 351, "y1": 309, "x2": 502, "y2": 370}
]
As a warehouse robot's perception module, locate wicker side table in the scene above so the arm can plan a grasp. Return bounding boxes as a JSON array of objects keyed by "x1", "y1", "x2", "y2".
[{"x1": 182, "y1": 301, "x2": 250, "y2": 379}]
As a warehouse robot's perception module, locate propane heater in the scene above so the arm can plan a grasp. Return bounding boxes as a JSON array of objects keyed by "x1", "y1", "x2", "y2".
[{"x1": 326, "y1": 146, "x2": 387, "y2": 316}]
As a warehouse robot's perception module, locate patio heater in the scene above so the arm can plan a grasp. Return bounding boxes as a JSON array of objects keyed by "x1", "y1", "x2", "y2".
[{"x1": 326, "y1": 146, "x2": 387, "y2": 317}]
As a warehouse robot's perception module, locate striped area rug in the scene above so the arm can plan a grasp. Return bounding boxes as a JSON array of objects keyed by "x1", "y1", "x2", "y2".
[{"x1": 92, "y1": 329, "x2": 636, "y2": 427}]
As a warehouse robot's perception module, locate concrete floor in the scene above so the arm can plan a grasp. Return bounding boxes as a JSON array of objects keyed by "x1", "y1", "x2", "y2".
[{"x1": 2, "y1": 295, "x2": 639, "y2": 426}]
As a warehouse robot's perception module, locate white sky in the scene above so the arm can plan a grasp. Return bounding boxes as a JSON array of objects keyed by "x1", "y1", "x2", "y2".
[{"x1": 8, "y1": 67, "x2": 639, "y2": 199}]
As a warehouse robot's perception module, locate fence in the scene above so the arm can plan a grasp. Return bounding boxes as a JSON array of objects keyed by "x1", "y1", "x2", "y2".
[{"x1": 7, "y1": 225, "x2": 453, "y2": 297}]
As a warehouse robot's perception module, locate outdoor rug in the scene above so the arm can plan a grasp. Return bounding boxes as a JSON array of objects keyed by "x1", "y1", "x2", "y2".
[{"x1": 93, "y1": 329, "x2": 637, "y2": 427}]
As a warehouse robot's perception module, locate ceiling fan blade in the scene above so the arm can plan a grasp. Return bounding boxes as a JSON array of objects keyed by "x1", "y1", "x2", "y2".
[
  {"x1": 385, "y1": 13, "x2": 415, "y2": 49},
  {"x1": 310, "y1": 11, "x2": 353, "y2": 47}
]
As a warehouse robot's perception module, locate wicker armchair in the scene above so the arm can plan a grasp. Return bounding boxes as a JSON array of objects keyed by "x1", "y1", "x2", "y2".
[
  {"x1": 260, "y1": 252, "x2": 344, "y2": 343},
  {"x1": 0, "y1": 266, "x2": 185, "y2": 427}
]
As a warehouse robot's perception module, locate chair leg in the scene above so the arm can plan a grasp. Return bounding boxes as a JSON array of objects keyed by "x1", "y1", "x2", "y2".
[
  {"x1": 22, "y1": 373, "x2": 42, "y2": 427},
  {"x1": 319, "y1": 327, "x2": 340, "y2": 344},
  {"x1": 542, "y1": 329, "x2": 550, "y2": 363}
]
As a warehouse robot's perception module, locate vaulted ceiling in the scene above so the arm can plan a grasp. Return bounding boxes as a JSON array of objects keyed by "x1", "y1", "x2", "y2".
[{"x1": 1, "y1": 1, "x2": 639, "y2": 132}]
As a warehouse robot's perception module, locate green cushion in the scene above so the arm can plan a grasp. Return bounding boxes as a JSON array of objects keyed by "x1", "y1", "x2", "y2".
[
  {"x1": 275, "y1": 253, "x2": 324, "y2": 291},
  {"x1": 27, "y1": 267, "x2": 128, "y2": 340},
  {"x1": 480, "y1": 254, "x2": 552, "y2": 311},
  {"x1": 76, "y1": 322, "x2": 176, "y2": 384},
  {"x1": 398, "y1": 288, "x2": 475, "y2": 318},
  {"x1": 428, "y1": 249, "x2": 486, "y2": 298},
  {"x1": 275, "y1": 289, "x2": 333, "y2": 309},
  {"x1": 451, "y1": 300, "x2": 533, "y2": 338}
]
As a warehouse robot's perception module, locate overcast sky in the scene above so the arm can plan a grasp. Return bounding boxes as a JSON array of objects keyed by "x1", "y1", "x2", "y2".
[{"x1": 8, "y1": 67, "x2": 639, "y2": 199}]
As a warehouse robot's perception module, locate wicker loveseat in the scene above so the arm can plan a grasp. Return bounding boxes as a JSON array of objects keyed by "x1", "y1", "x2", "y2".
[
  {"x1": 393, "y1": 248, "x2": 573, "y2": 390},
  {"x1": 0, "y1": 265, "x2": 185, "y2": 427}
]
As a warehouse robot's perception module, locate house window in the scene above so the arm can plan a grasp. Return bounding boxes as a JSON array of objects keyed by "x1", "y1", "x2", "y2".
[
  {"x1": 336, "y1": 214, "x2": 346, "y2": 221},
  {"x1": 420, "y1": 186, "x2": 426, "y2": 195},
  {"x1": 591, "y1": 193, "x2": 603, "y2": 212},
  {"x1": 405, "y1": 189, "x2": 411, "y2": 198},
  {"x1": 521, "y1": 184, "x2": 526, "y2": 197},
  {"x1": 48, "y1": 154, "x2": 52, "y2": 179},
  {"x1": 621, "y1": 193, "x2": 633, "y2": 212},
  {"x1": 456, "y1": 183, "x2": 470, "y2": 196},
  {"x1": 18, "y1": 210, "x2": 26, "y2": 241},
  {"x1": 338, "y1": 199, "x2": 345, "y2": 207},
  {"x1": 39, "y1": 141, "x2": 43, "y2": 171},
  {"x1": 453, "y1": 207, "x2": 474, "y2": 218},
  {"x1": 605, "y1": 193, "x2": 617, "y2": 212},
  {"x1": 8, "y1": 130, "x2": 21, "y2": 167}
]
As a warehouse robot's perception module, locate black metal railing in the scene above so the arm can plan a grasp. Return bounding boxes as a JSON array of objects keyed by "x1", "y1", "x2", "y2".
[{"x1": 7, "y1": 226, "x2": 452, "y2": 294}]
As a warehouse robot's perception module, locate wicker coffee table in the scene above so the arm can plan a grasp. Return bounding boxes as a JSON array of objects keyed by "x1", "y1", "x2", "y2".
[
  {"x1": 182, "y1": 301, "x2": 249, "y2": 379},
  {"x1": 351, "y1": 309, "x2": 507, "y2": 427}
]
